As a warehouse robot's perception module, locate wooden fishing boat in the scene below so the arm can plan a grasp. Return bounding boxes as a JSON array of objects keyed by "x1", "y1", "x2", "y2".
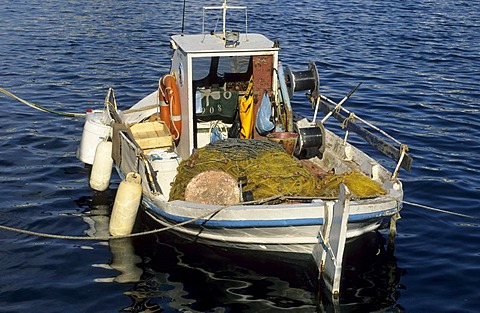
[{"x1": 77, "y1": 1, "x2": 411, "y2": 293}]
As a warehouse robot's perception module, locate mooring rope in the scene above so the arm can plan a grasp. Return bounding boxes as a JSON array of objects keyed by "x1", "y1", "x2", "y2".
[
  {"x1": 0, "y1": 197, "x2": 477, "y2": 242},
  {"x1": 402, "y1": 200, "x2": 478, "y2": 219},
  {"x1": 0, "y1": 195, "x2": 285, "y2": 241},
  {"x1": 0, "y1": 87, "x2": 86, "y2": 118},
  {"x1": 0, "y1": 205, "x2": 229, "y2": 241}
]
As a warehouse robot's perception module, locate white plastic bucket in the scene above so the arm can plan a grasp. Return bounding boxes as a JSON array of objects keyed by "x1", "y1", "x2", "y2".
[
  {"x1": 148, "y1": 151, "x2": 181, "y2": 200},
  {"x1": 77, "y1": 110, "x2": 112, "y2": 165}
]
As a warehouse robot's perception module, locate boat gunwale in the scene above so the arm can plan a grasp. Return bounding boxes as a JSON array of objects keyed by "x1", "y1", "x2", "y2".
[{"x1": 142, "y1": 194, "x2": 400, "y2": 228}]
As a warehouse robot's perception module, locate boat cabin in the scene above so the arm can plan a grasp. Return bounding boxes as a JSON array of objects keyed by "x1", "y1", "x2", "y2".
[{"x1": 169, "y1": 32, "x2": 281, "y2": 159}]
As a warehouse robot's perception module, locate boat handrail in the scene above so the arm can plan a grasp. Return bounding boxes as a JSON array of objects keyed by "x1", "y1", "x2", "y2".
[{"x1": 315, "y1": 93, "x2": 413, "y2": 174}]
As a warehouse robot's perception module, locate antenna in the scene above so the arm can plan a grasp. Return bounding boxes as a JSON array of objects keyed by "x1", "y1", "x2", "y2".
[
  {"x1": 181, "y1": 0, "x2": 187, "y2": 34},
  {"x1": 203, "y1": 0, "x2": 247, "y2": 41}
]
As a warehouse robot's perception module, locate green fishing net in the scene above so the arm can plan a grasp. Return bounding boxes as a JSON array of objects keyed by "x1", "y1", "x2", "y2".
[{"x1": 169, "y1": 138, "x2": 386, "y2": 202}]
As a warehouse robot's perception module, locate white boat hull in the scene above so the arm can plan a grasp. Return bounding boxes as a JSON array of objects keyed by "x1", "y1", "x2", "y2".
[
  {"x1": 142, "y1": 197, "x2": 398, "y2": 254},
  {"x1": 111, "y1": 119, "x2": 403, "y2": 255}
]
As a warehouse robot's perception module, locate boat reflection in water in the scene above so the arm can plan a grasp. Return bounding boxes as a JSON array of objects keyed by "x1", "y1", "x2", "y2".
[
  {"x1": 318, "y1": 231, "x2": 405, "y2": 312},
  {"x1": 110, "y1": 210, "x2": 404, "y2": 312},
  {"x1": 78, "y1": 192, "x2": 403, "y2": 311}
]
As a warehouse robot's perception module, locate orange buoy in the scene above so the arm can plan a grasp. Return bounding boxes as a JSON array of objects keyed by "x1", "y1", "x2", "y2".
[{"x1": 159, "y1": 74, "x2": 182, "y2": 140}]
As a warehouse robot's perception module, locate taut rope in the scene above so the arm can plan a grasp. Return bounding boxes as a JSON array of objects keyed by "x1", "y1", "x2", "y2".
[{"x1": 0, "y1": 87, "x2": 86, "y2": 118}]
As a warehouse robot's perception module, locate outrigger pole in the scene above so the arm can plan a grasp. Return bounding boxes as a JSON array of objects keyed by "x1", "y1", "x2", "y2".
[{"x1": 318, "y1": 94, "x2": 413, "y2": 171}]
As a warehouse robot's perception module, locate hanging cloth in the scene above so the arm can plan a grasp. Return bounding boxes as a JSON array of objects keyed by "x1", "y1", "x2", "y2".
[
  {"x1": 255, "y1": 92, "x2": 275, "y2": 135},
  {"x1": 239, "y1": 77, "x2": 255, "y2": 139}
]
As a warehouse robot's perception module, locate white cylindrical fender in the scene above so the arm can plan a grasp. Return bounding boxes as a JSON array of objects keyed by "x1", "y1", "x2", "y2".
[
  {"x1": 89, "y1": 141, "x2": 113, "y2": 192},
  {"x1": 109, "y1": 172, "x2": 142, "y2": 236}
]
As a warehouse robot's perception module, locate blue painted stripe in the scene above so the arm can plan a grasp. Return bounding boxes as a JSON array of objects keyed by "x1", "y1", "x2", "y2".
[{"x1": 142, "y1": 198, "x2": 397, "y2": 228}]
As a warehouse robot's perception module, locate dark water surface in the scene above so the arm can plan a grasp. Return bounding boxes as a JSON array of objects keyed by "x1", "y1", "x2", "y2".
[{"x1": 1, "y1": 0, "x2": 479, "y2": 312}]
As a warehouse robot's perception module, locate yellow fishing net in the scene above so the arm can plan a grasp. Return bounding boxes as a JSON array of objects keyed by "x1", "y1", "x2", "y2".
[
  {"x1": 169, "y1": 139, "x2": 386, "y2": 202},
  {"x1": 315, "y1": 170, "x2": 387, "y2": 199}
]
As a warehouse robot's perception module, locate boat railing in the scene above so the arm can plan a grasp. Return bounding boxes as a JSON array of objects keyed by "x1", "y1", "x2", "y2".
[
  {"x1": 312, "y1": 93, "x2": 412, "y2": 179},
  {"x1": 202, "y1": 0, "x2": 248, "y2": 44}
]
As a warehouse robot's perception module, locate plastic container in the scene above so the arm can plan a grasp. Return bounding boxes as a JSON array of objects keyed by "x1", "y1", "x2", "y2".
[
  {"x1": 148, "y1": 150, "x2": 182, "y2": 200},
  {"x1": 77, "y1": 110, "x2": 112, "y2": 164}
]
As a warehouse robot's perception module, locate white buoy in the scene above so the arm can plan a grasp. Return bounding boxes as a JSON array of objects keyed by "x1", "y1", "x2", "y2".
[
  {"x1": 109, "y1": 172, "x2": 142, "y2": 236},
  {"x1": 89, "y1": 141, "x2": 113, "y2": 192}
]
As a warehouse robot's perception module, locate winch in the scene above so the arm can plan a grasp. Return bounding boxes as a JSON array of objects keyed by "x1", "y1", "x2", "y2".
[{"x1": 294, "y1": 121, "x2": 325, "y2": 158}]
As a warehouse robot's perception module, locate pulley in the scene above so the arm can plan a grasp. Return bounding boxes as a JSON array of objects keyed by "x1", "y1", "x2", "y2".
[{"x1": 284, "y1": 61, "x2": 319, "y2": 99}]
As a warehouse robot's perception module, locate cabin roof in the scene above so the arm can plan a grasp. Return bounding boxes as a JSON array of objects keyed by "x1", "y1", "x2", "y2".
[{"x1": 171, "y1": 33, "x2": 278, "y2": 55}]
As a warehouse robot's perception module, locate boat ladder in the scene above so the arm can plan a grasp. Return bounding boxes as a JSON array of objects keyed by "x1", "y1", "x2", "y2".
[{"x1": 312, "y1": 183, "x2": 351, "y2": 296}]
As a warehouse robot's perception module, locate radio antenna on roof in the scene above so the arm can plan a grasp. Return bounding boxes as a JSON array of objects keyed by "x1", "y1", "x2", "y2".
[
  {"x1": 181, "y1": 0, "x2": 187, "y2": 34},
  {"x1": 202, "y1": 0, "x2": 248, "y2": 41}
]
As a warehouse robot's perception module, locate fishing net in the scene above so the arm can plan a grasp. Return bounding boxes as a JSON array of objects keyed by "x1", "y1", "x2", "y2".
[
  {"x1": 315, "y1": 170, "x2": 387, "y2": 199},
  {"x1": 169, "y1": 138, "x2": 386, "y2": 202}
]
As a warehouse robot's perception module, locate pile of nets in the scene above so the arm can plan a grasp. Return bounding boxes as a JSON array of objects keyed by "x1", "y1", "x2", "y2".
[
  {"x1": 316, "y1": 170, "x2": 387, "y2": 199},
  {"x1": 169, "y1": 138, "x2": 386, "y2": 202},
  {"x1": 169, "y1": 139, "x2": 318, "y2": 201}
]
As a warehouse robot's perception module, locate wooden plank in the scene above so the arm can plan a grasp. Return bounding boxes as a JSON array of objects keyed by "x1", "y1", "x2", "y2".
[{"x1": 319, "y1": 100, "x2": 412, "y2": 171}]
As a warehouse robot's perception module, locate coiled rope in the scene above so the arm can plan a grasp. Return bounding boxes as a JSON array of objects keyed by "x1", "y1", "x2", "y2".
[{"x1": 0, "y1": 87, "x2": 86, "y2": 118}]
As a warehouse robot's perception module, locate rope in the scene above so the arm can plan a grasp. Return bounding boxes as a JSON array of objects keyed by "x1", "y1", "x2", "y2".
[
  {"x1": 402, "y1": 200, "x2": 478, "y2": 219},
  {"x1": 0, "y1": 195, "x2": 283, "y2": 241},
  {"x1": 0, "y1": 204, "x2": 229, "y2": 241},
  {"x1": 0, "y1": 197, "x2": 476, "y2": 241},
  {"x1": 392, "y1": 144, "x2": 409, "y2": 180},
  {"x1": 123, "y1": 104, "x2": 161, "y2": 115},
  {"x1": 0, "y1": 87, "x2": 86, "y2": 118},
  {"x1": 341, "y1": 112, "x2": 355, "y2": 129}
]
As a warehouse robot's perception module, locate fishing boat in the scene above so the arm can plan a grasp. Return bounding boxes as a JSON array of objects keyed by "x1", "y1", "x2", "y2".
[{"x1": 77, "y1": 1, "x2": 412, "y2": 293}]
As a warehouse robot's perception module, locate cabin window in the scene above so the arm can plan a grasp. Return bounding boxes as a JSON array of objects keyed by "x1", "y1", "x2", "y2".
[
  {"x1": 192, "y1": 58, "x2": 212, "y2": 81},
  {"x1": 192, "y1": 55, "x2": 253, "y2": 121},
  {"x1": 192, "y1": 55, "x2": 253, "y2": 90},
  {"x1": 217, "y1": 56, "x2": 250, "y2": 77},
  {"x1": 192, "y1": 55, "x2": 255, "y2": 148}
]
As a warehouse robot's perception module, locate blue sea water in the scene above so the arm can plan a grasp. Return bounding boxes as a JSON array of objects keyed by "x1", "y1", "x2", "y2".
[{"x1": 0, "y1": 0, "x2": 479, "y2": 312}]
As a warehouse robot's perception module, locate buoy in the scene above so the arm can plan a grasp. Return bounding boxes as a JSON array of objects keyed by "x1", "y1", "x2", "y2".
[
  {"x1": 89, "y1": 141, "x2": 113, "y2": 191},
  {"x1": 158, "y1": 74, "x2": 182, "y2": 140},
  {"x1": 109, "y1": 172, "x2": 142, "y2": 236}
]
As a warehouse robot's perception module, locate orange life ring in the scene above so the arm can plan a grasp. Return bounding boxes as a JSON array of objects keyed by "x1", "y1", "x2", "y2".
[{"x1": 159, "y1": 74, "x2": 182, "y2": 140}]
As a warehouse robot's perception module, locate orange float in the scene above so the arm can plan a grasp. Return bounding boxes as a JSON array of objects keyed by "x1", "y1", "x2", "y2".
[{"x1": 158, "y1": 74, "x2": 182, "y2": 140}]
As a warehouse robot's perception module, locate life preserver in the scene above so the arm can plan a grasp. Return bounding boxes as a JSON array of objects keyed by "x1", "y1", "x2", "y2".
[{"x1": 159, "y1": 74, "x2": 182, "y2": 140}]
